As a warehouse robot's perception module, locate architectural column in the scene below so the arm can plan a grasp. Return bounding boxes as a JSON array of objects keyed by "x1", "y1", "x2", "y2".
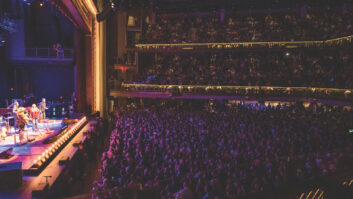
[
  {"x1": 74, "y1": 29, "x2": 86, "y2": 112},
  {"x1": 56, "y1": 0, "x2": 107, "y2": 116},
  {"x1": 99, "y1": 20, "x2": 108, "y2": 117},
  {"x1": 85, "y1": 32, "x2": 93, "y2": 112}
]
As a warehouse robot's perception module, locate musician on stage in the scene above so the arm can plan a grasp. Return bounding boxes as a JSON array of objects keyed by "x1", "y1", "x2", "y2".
[
  {"x1": 39, "y1": 98, "x2": 48, "y2": 121},
  {"x1": 30, "y1": 104, "x2": 40, "y2": 131},
  {"x1": 0, "y1": 122, "x2": 9, "y2": 140},
  {"x1": 16, "y1": 107, "x2": 29, "y2": 144},
  {"x1": 12, "y1": 100, "x2": 19, "y2": 114},
  {"x1": 10, "y1": 100, "x2": 20, "y2": 131}
]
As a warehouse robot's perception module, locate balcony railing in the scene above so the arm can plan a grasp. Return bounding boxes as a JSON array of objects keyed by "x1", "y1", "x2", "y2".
[
  {"x1": 25, "y1": 48, "x2": 74, "y2": 58},
  {"x1": 135, "y1": 35, "x2": 353, "y2": 51},
  {"x1": 119, "y1": 83, "x2": 353, "y2": 101}
]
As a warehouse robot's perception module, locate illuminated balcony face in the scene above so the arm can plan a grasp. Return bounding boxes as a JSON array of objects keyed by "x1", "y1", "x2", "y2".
[
  {"x1": 135, "y1": 35, "x2": 353, "y2": 51},
  {"x1": 117, "y1": 84, "x2": 353, "y2": 101}
]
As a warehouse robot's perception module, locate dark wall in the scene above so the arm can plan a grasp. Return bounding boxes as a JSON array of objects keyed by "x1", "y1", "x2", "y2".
[
  {"x1": 0, "y1": 45, "x2": 9, "y2": 107},
  {"x1": 0, "y1": 32, "x2": 13, "y2": 107},
  {"x1": 25, "y1": 3, "x2": 74, "y2": 48},
  {"x1": 14, "y1": 66, "x2": 74, "y2": 101},
  {"x1": 0, "y1": 1, "x2": 75, "y2": 107}
]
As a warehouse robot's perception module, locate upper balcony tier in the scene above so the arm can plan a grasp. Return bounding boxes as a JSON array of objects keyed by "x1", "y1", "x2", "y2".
[{"x1": 9, "y1": 47, "x2": 74, "y2": 67}]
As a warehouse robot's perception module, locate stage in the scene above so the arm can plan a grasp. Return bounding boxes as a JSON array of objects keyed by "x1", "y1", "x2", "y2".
[
  {"x1": 0, "y1": 116, "x2": 90, "y2": 198},
  {"x1": 0, "y1": 118, "x2": 81, "y2": 173}
]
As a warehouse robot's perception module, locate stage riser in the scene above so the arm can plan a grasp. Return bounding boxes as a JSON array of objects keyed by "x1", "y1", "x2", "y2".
[
  {"x1": 24, "y1": 119, "x2": 87, "y2": 176},
  {"x1": 42, "y1": 125, "x2": 68, "y2": 144}
]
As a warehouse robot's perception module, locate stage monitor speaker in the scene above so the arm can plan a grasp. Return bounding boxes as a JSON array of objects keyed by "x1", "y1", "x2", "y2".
[
  {"x1": 0, "y1": 147, "x2": 14, "y2": 159},
  {"x1": 0, "y1": 162, "x2": 22, "y2": 189},
  {"x1": 59, "y1": 156, "x2": 70, "y2": 165}
]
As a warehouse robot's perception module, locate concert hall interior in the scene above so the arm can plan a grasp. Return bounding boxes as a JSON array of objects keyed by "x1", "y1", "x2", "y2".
[{"x1": 0, "y1": 0, "x2": 352, "y2": 198}]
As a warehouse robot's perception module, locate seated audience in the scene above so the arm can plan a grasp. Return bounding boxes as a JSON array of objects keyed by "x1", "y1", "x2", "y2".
[
  {"x1": 133, "y1": 50, "x2": 353, "y2": 89},
  {"x1": 141, "y1": 5, "x2": 353, "y2": 44}
]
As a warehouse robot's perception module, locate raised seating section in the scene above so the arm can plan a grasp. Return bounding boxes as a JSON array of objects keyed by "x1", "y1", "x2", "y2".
[
  {"x1": 141, "y1": 6, "x2": 353, "y2": 44},
  {"x1": 134, "y1": 51, "x2": 353, "y2": 89}
]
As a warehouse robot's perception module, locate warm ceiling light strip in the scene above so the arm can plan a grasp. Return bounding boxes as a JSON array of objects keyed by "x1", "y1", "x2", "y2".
[
  {"x1": 84, "y1": 0, "x2": 98, "y2": 15},
  {"x1": 94, "y1": 21, "x2": 101, "y2": 112}
]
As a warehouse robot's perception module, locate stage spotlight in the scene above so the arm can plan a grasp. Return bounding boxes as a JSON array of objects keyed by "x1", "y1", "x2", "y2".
[
  {"x1": 39, "y1": 0, "x2": 48, "y2": 7},
  {"x1": 96, "y1": 0, "x2": 121, "y2": 22},
  {"x1": 96, "y1": 7, "x2": 114, "y2": 22},
  {"x1": 111, "y1": 0, "x2": 120, "y2": 10},
  {"x1": 285, "y1": 52, "x2": 290, "y2": 56}
]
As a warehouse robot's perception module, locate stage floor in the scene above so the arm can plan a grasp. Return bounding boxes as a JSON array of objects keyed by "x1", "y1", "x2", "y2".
[{"x1": 0, "y1": 119, "x2": 64, "y2": 170}]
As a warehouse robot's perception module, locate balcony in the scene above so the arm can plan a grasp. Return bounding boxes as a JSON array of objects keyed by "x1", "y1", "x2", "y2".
[
  {"x1": 9, "y1": 48, "x2": 74, "y2": 67},
  {"x1": 110, "y1": 83, "x2": 353, "y2": 104},
  {"x1": 25, "y1": 48, "x2": 74, "y2": 59}
]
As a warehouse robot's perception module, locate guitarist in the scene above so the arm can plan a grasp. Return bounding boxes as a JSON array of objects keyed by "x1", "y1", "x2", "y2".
[
  {"x1": 16, "y1": 107, "x2": 29, "y2": 144},
  {"x1": 30, "y1": 104, "x2": 40, "y2": 132}
]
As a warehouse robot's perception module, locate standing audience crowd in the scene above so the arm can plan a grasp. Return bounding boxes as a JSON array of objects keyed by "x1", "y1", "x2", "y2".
[{"x1": 93, "y1": 102, "x2": 353, "y2": 198}]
